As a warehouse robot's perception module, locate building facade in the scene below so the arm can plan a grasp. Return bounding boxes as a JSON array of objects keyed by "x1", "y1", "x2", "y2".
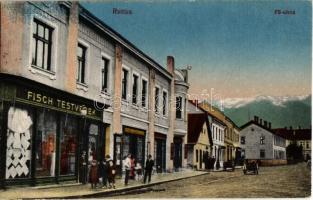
[
  {"x1": 208, "y1": 115, "x2": 225, "y2": 168},
  {"x1": 274, "y1": 127, "x2": 311, "y2": 161},
  {"x1": 187, "y1": 101, "x2": 213, "y2": 170},
  {"x1": 0, "y1": 2, "x2": 188, "y2": 187},
  {"x1": 240, "y1": 117, "x2": 287, "y2": 165}
]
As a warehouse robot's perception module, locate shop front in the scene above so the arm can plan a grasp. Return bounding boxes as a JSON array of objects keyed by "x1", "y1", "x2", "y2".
[
  {"x1": 154, "y1": 133, "x2": 166, "y2": 173},
  {"x1": 0, "y1": 76, "x2": 106, "y2": 187},
  {"x1": 113, "y1": 126, "x2": 146, "y2": 175}
]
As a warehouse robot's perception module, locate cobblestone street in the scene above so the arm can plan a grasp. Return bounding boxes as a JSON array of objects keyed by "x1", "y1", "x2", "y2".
[{"x1": 109, "y1": 163, "x2": 311, "y2": 198}]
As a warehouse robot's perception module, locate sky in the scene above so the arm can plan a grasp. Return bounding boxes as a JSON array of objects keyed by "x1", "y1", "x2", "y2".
[{"x1": 82, "y1": 0, "x2": 311, "y2": 99}]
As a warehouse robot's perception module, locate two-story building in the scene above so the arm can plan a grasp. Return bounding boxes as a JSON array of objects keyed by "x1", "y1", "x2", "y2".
[
  {"x1": 0, "y1": 1, "x2": 189, "y2": 187},
  {"x1": 187, "y1": 100, "x2": 213, "y2": 170},
  {"x1": 240, "y1": 116, "x2": 287, "y2": 166},
  {"x1": 274, "y1": 127, "x2": 311, "y2": 161}
]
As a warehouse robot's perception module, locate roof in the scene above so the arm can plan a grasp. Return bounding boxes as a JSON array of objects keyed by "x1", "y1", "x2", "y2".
[
  {"x1": 240, "y1": 120, "x2": 278, "y2": 136},
  {"x1": 188, "y1": 113, "x2": 212, "y2": 145},
  {"x1": 273, "y1": 128, "x2": 311, "y2": 141},
  {"x1": 74, "y1": 3, "x2": 172, "y2": 80}
]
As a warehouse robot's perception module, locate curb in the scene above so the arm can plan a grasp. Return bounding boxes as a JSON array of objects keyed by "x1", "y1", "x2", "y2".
[{"x1": 45, "y1": 172, "x2": 209, "y2": 199}]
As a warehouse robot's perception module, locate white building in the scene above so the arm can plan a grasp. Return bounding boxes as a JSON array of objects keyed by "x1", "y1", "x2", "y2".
[
  {"x1": 240, "y1": 116, "x2": 287, "y2": 165},
  {"x1": 208, "y1": 115, "x2": 225, "y2": 168}
]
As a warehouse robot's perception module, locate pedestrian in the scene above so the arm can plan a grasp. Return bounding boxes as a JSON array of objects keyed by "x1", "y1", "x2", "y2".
[
  {"x1": 100, "y1": 156, "x2": 109, "y2": 188},
  {"x1": 135, "y1": 163, "x2": 143, "y2": 181},
  {"x1": 130, "y1": 156, "x2": 136, "y2": 180},
  {"x1": 124, "y1": 154, "x2": 131, "y2": 186},
  {"x1": 212, "y1": 156, "x2": 216, "y2": 170},
  {"x1": 89, "y1": 160, "x2": 98, "y2": 189},
  {"x1": 143, "y1": 154, "x2": 154, "y2": 184},
  {"x1": 79, "y1": 151, "x2": 87, "y2": 184},
  {"x1": 107, "y1": 157, "x2": 116, "y2": 189}
]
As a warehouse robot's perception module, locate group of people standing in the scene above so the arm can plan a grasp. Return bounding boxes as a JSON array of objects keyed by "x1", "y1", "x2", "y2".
[
  {"x1": 79, "y1": 151, "x2": 155, "y2": 189},
  {"x1": 123, "y1": 154, "x2": 154, "y2": 186},
  {"x1": 203, "y1": 154, "x2": 217, "y2": 170},
  {"x1": 80, "y1": 152, "x2": 116, "y2": 189}
]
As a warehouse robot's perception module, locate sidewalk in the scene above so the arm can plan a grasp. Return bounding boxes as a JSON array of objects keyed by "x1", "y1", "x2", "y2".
[{"x1": 0, "y1": 169, "x2": 208, "y2": 199}]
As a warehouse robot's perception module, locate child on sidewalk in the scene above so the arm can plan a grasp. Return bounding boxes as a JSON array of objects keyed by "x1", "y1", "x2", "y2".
[
  {"x1": 135, "y1": 163, "x2": 143, "y2": 181},
  {"x1": 89, "y1": 160, "x2": 98, "y2": 189}
]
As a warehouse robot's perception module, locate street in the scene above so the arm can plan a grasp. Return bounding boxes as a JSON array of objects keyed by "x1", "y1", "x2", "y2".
[{"x1": 108, "y1": 163, "x2": 310, "y2": 198}]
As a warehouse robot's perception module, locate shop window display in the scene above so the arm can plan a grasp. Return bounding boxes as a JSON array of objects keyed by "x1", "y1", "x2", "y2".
[
  {"x1": 60, "y1": 114, "x2": 78, "y2": 175},
  {"x1": 36, "y1": 109, "x2": 57, "y2": 177},
  {"x1": 6, "y1": 107, "x2": 33, "y2": 179},
  {"x1": 88, "y1": 124, "x2": 98, "y2": 163}
]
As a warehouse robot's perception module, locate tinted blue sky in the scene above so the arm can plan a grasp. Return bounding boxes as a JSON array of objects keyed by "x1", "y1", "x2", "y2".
[{"x1": 82, "y1": 1, "x2": 311, "y2": 98}]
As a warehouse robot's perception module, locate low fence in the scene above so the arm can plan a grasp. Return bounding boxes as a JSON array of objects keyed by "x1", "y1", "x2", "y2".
[{"x1": 258, "y1": 159, "x2": 287, "y2": 166}]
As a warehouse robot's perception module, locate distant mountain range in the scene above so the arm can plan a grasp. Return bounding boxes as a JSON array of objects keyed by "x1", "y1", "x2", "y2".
[{"x1": 222, "y1": 95, "x2": 311, "y2": 129}]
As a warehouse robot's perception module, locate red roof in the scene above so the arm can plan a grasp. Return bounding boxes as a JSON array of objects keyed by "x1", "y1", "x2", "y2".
[
  {"x1": 188, "y1": 113, "x2": 210, "y2": 144},
  {"x1": 273, "y1": 128, "x2": 311, "y2": 141}
]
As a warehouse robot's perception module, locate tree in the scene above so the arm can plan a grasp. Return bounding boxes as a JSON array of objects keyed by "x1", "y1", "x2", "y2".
[{"x1": 286, "y1": 143, "x2": 303, "y2": 162}]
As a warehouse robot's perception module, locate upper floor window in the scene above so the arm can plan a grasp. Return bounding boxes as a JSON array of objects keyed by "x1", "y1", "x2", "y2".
[
  {"x1": 162, "y1": 91, "x2": 168, "y2": 116},
  {"x1": 77, "y1": 44, "x2": 86, "y2": 84},
  {"x1": 32, "y1": 19, "x2": 53, "y2": 71},
  {"x1": 122, "y1": 68, "x2": 128, "y2": 100},
  {"x1": 132, "y1": 74, "x2": 139, "y2": 104},
  {"x1": 176, "y1": 96, "x2": 183, "y2": 119},
  {"x1": 141, "y1": 79, "x2": 148, "y2": 107},
  {"x1": 260, "y1": 136, "x2": 265, "y2": 145},
  {"x1": 101, "y1": 57, "x2": 110, "y2": 92},
  {"x1": 240, "y1": 136, "x2": 245, "y2": 144},
  {"x1": 155, "y1": 87, "x2": 160, "y2": 113}
]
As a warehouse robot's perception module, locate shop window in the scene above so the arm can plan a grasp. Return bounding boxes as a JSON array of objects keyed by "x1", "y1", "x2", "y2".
[
  {"x1": 60, "y1": 114, "x2": 78, "y2": 176},
  {"x1": 6, "y1": 107, "x2": 33, "y2": 179},
  {"x1": 141, "y1": 79, "x2": 148, "y2": 107},
  {"x1": 101, "y1": 57, "x2": 110, "y2": 92},
  {"x1": 122, "y1": 68, "x2": 128, "y2": 100},
  {"x1": 77, "y1": 44, "x2": 87, "y2": 84},
  {"x1": 132, "y1": 74, "x2": 138, "y2": 104},
  {"x1": 36, "y1": 109, "x2": 57, "y2": 177},
  {"x1": 88, "y1": 124, "x2": 99, "y2": 163},
  {"x1": 32, "y1": 18, "x2": 53, "y2": 71}
]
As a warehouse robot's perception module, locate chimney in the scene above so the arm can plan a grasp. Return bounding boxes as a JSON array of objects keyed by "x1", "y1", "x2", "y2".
[
  {"x1": 254, "y1": 116, "x2": 259, "y2": 123},
  {"x1": 259, "y1": 119, "x2": 263, "y2": 125},
  {"x1": 167, "y1": 56, "x2": 175, "y2": 75},
  {"x1": 264, "y1": 121, "x2": 268, "y2": 128},
  {"x1": 269, "y1": 122, "x2": 272, "y2": 129}
]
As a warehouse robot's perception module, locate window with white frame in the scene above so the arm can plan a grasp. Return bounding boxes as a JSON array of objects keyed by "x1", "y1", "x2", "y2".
[
  {"x1": 155, "y1": 87, "x2": 160, "y2": 113},
  {"x1": 176, "y1": 96, "x2": 183, "y2": 119},
  {"x1": 77, "y1": 44, "x2": 86, "y2": 84},
  {"x1": 141, "y1": 79, "x2": 148, "y2": 107},
  {"x1": 31, "y1": 18, "x2": 53, "y2": 71},
  {"x1": 132, "y1": 74, "x2": 139, "y2": 104},
  {"x1": 101, "y1": 57, "x2": 110, "y2": 92},
  {"x1": 162, "y1": 90, "x2": 167, "y2": 116},
  {"x1": 122, "y1": 68, "x2": 128, "y2": 100},
  {"x1": 260, "y1": 136, "x2": 265, "y2": 145}
]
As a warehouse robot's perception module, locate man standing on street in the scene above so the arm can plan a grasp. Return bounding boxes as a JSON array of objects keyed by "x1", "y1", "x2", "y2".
[
  {"x1": 144, "y1": 154, "x2": 154, "y2": 184},
  {"x1": 124, "y1": 154, "x2": 132, "y2": 186}
]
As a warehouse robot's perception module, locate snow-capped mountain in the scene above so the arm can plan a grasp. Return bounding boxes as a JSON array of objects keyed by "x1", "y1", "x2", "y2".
[
  {"x1": 222, "y1": 95, "x2": 310, "y2": 109},
  {"x1": 223, "y1": 95, "x2": 311, "y2": 128}
]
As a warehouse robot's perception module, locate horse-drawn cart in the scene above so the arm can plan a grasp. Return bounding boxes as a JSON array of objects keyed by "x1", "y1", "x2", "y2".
[{"x1": 243, "y1": 159, "x2": 259, "y2": 175}]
